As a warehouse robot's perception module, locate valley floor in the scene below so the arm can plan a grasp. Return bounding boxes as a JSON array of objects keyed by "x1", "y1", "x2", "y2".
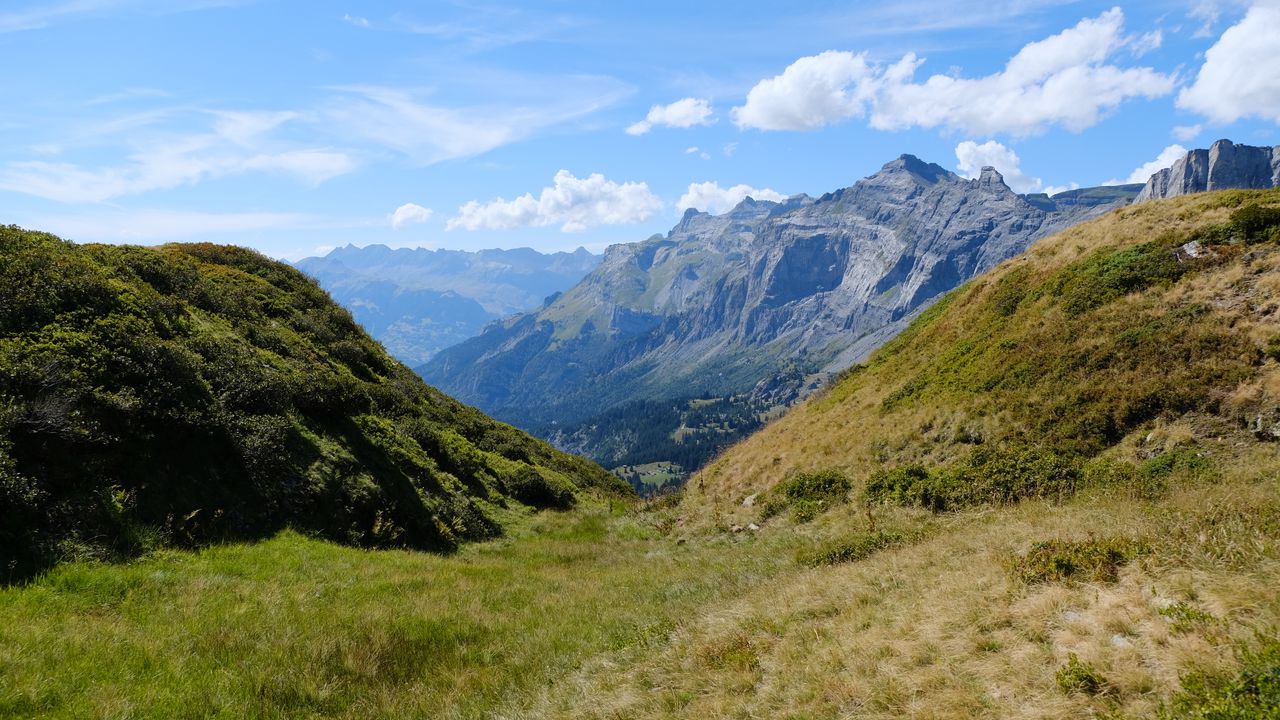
[{"x1": 2, "y1": 448, "x2": 1278, "y2": 719}]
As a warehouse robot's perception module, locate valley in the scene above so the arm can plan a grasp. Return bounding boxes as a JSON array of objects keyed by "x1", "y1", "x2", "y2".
[{"x1": 4, "y1": 187, "x2": 1280, "y2": 718}]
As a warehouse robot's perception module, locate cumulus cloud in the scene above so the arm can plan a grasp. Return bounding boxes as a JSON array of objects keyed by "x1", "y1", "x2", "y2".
[
  {"x1": 733, "y1": 8, "x2": 1174, "y2": 137},
  {"x1": 732, "y1": 51, "x2": 878, "y2": 131},
  {"x1": 1104, "y1": 144, "x2": 1189, "y2": 185},
  {"x1": 954, "y1": 140, "x2": 1044, "y2": 193},
  {"x1": 626, "y1": 98, "x2": 715, "y2": 135},
  {"x1": 1177, "y1": 3, "x2": 1280, "y2": 124},
  {"x1": 447, "y1": 170, "x2": 662, "y2": 232},
  {"x1": 390, "y1": 203, "x2": 433, "y2": 229},
  {"x1": 678, "y1": 181, "x2": 786, "y2": 214}
]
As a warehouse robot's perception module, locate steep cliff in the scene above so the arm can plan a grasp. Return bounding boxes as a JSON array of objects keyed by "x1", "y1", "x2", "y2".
[{"x1": 1136, "y1": 139, "x2": 1280, "y2": 202}]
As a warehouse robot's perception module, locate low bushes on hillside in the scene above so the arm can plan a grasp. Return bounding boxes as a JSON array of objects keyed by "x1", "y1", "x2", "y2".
[{"x1": 758, "y1": 469, "x2": 851, "y2": 522}]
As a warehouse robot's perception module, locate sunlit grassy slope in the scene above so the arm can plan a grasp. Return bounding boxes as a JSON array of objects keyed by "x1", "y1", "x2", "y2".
[{"x1": 4, "y1": 191, "x2": 1280, "y2": 719}]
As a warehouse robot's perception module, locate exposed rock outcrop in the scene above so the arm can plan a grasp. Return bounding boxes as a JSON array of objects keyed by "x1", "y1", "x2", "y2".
[
  {"x1": 420, "y1": 154, "x2": 1137, "y2": 447},
  {"x1": 1136, "y1": 139, "x2": 1280, "y2": 202}
]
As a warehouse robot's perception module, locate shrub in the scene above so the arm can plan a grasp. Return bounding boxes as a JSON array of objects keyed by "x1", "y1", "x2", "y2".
[
  {"x1": 866, "y1": 445, "x2": 1082, "y2": 512},
  {"x1": 1229, "y1": 204, "x2": 1280, "y2": 244},
  {"x1": 758, "y1": 469, "x2": 852, "y2": 522},
  {"x1": 1057, "y1": 653, "x2": 1110, "y2": 696},
  {"x1": 1142, "y1": 446, "x2": 1208, "y2": 478},
  {"x1": 501, "y1": 465, "x2": 577, "y2": 510},
  {"x1": 1160, "y1": 602, "x2": 1218, "y2": 635},
  {"x1": 1159, "y1": 638, "x2": 1280, "y2": 719},
  {"x1": 1009, "y1": 537, "x2": 1145, "y2": 584},
  {"x1": 798, "y1": 530, "x2": 906, "y2": 567},
  {"x1": 1054, "y1": 241, "x2": 1186, "y2": 316}
]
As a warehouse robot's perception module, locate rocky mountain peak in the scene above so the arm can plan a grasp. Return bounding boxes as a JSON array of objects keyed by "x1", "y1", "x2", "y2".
[
  {"x1": 878, "y1": 154, "x2": 952, "y2": 183},
  {"x1": 1136, "y1": 139, "x2": 1280, "y2": 202}
]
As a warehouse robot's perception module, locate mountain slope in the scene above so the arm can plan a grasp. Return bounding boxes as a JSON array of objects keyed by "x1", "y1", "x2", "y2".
[
  {"x1": 295, "y1": 244, "x2": 601, "y2": 366},
  {"x1": 0, "y1": 227, "x2": 624, "y2": 581},
  {"x1": 422, "y1": 156, "x2": 1139, "y2": 467},
  {"x1": 689, "y1": 187, "x2": 1280, "y2": 523}
]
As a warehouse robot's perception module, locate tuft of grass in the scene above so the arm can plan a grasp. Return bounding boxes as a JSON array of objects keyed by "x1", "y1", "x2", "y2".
[{"x1": 1008, "y1": 537, "x2": 1145, "y2": 585}]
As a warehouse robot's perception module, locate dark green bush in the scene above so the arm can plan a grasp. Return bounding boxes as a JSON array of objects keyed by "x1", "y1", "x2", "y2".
[
  {"x1": 501, "y1": 466, "x2": 577, "y2": 509},
  {"x1": 759, "y1": 469, "x2": 852, "y2": 521},
  {"x1": 1159, "y1": 638, "x2": 1280, "y2": 719},
  {"x1": 1229, "y1": 204, "x2": 1280, "y2": 244},
  {"x1": 1057, "y1": 653, "x2": 1110, "y2": 696}
]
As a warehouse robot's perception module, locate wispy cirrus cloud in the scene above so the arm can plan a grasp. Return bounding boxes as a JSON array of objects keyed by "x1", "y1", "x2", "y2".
[
  {"x1": 0, "y1": 109, "x2": 355, "y2": 203},
  {"x1": 322, "y1": 78, "x2": 630, "y2": 165},
  {"x1": 0, "y1": 0, "x2": 249, "y2": 34}
]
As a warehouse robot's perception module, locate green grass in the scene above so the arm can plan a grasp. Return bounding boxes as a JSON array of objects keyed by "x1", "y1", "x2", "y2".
[{"x1": 0, "y1": 506, "x2": 791, "y2": 719}]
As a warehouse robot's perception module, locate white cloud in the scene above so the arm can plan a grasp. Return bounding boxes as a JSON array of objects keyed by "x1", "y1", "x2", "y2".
[
  {"x1": 1189, "y1": 1, "x2": 1220, "y2": 38},
  {"x1": 1172, "y1": 124, "x2": 1203, "y2": 141},
  {"x1": 342, "y1": 13, "x2": 369, "y2": 28},
  {"x1": 1129, "y1": 29, "x2": 1163, "y2": 56},
  {"x1": 625, "y1": 97, "x2": 715, "y2": 135},
  {"x1": 685, "y1": 146, "x2": 699, "y2": 154},
  {"x1": 732, "y1": 51, "x2": 877, "y2": 130},
  {"x1": 732, "y1": 9, "x2": 1174, "y2": 137},
  {"x1": 1177, "y1": 4, "x2": 1280, "y2": 124},
  {"x1": 390, "y1": 203, "x2": 433, "y2": 229},
  {"x1": 954, "y1": 140, "x2": 1043, "y2": 193},
  {"x1": 1042, "y1": 182, "x2": 1080, "y2": 196},
  {"x1": 0, "y1": 133, "x2": 355, "y2": 203},
  {"x1": 447, "y1": 170, "x2": 662, "y2": 232},
  {"x1": 678, "y1": 181, "x2": 786, "y2": 214},
  {"x1": 723, "y1": 142, "x2": 738, "y2": 157},
  {"x1": 1104, "y1": 144, "x2": 1189, "y2": 185}
]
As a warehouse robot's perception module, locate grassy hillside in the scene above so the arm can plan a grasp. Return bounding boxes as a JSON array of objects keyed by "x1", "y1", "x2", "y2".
[
  {"x1": 3, "y1": 191, "x2": 1280, "y2": 719},
  {"x1": 0, "y1": 227, "x2": 625, "y2": 582}
]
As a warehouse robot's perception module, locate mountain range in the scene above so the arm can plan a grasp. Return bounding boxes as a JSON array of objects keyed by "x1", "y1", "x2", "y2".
[
  {"x1": 420, "y1": 155, "x2": 1141, "y2": 470},
  {"x1": 294, "y1": 245, "x2": 601, "y2": 367}
]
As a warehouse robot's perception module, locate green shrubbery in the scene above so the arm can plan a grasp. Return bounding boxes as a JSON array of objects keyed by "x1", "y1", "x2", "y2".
[
  {"x1": 867, "y1": 444, "x2": 1082, "y2": 512},
  {"x1": 0, "y1": 226, "x2": 625, "y2": 581},
  {"x1": 797, "y1": 530, "x2": 907, "y2": 567},
  {"x1": 1057, "y1": 653, "x2": 1110, "y2": 696},
  {"x1": 1159, "y1": 638, "x2": 1280, "y2": 719},
  {"x1": 758, "y1": 469, "x2": 852, "y2": 522}
]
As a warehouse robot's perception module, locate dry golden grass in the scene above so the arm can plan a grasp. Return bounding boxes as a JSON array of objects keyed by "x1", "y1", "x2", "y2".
[{"x1": 552, "y1": 455, "x2": 1280, "y2": 720}]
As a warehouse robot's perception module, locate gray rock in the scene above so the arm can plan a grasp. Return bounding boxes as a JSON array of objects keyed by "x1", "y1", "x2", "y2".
[
  {"x1": 1135, "y1": 139, "x2": 1280, "y2": 202},
  {"x1": 422, "y1": 153, "x2": 1136, "y2": 454}
]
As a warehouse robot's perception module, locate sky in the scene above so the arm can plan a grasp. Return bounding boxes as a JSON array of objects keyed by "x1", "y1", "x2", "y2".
[{"x1": 1, "y1": 0, "x2": 1278, "y2": 260}]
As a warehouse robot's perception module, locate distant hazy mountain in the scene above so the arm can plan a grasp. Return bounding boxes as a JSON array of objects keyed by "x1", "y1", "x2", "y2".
[
  {"x1": 1136, "y1": 139, "x2": 1280, "y2": 202},
  {"x1": 294, "y1": 245, "x2": 601, "y2": 366},
  {"x1": 421, "y1": 155, "x2": 1140, "y2": 469}
]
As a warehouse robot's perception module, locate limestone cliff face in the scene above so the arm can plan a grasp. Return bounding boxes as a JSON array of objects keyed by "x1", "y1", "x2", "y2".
[
  {"x1": 421, "y1": 155, "x2": 1134, "y2": 431},
  {"x1": 1136, "y1": 139, "x2": 1280, "y2": 202}
]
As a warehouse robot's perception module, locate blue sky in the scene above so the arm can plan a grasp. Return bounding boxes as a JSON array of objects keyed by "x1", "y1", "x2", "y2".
[{"x1": 1, "y1": 0, "x2": 1277, "y2": 259}]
